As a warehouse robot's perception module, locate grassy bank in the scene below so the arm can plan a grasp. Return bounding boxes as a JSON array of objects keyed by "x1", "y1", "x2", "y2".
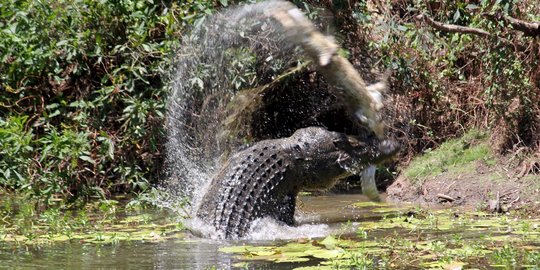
[
  {"x1": 403, "y1": 129, "x2": 496, "y2": 184},
  {"x1": 390, "y1": 128, "x2": 540, "y2": 214}
]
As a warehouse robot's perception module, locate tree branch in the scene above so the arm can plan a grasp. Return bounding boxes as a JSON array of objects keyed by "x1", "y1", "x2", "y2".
[
  {"x1": 415, "y1": 14, "x2": 491, "y2": 37},
  {"x1": 417, "y1": 13, "x2": 540, "y2": 38},
  {"x1": 506, "y1": 17, "x2": 540, "y2": 37},
  {"x1": 506, "y1": 16, "x2": 540, "y2": 37},
  {"x1": 483, "y1": 13, "x2": 540, "y2": 37}
]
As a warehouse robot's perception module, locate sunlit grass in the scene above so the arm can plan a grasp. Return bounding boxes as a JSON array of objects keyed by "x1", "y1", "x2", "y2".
[{"x1": 404, "y1": 129, "x2": 496, "y2": 184}]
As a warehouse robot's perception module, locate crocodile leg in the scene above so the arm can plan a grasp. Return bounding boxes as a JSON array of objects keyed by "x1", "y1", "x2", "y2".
[{"x1": 275, "y1": 192, "x2": 297, "y2": 226}]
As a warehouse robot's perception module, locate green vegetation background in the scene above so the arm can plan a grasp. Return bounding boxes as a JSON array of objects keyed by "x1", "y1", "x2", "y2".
[
  {"x1": 0, "y1": 0, "x2": 230, "y2": 204},
  {"x1": 1, "y1": 0, "x2": 538, "y2": 205}
]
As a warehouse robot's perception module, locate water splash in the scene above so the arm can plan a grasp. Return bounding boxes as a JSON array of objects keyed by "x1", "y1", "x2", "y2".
[
  {"x1": 246, "y1": 217, "x2": 331, "y2": 241},
  {"x1": 184, "y1": 216, "x2": 330, "y2": 241},
  {"x1": 158, "y1": 1, "x2": 385, "y2": 241},
  {"x1": 163, "y1": 1, "x2": 302, "y2": 216}
]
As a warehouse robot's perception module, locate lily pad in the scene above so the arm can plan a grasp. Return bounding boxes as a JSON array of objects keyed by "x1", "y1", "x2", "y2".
[
  {"x1": 352, "y1": 201, "x2": 389, "y2": 208},
  {"x1": 218, "y1": 245, "x2": 273, "y2": 254},
  {"x1": 318, "y1": 236, "x2": 338, "y2": 249},
  {"x1": 304, "y1": 248, "x2": 346, "y2": 259}
]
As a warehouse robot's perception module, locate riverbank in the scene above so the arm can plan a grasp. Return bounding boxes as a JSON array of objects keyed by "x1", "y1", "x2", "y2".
[{"x1": 387, "y1": 129, "x2": 540, "y2": 215}]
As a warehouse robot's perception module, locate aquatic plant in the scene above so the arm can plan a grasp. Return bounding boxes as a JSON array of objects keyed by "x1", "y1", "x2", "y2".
[
  {"x1": 218, "y1": 207, "x2": 540, "y2": 269},
  {"x1": 0, "y1": 194, "x2": 183, "y2": 246}
]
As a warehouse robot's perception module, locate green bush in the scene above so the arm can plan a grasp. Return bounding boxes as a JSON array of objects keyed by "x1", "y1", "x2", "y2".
[
  {"x1": 0, "y1": 0, "x2": 234, "y2": 203},
  {"x1": 363, "y1": 0, "x2": 540, "y2": 155}
]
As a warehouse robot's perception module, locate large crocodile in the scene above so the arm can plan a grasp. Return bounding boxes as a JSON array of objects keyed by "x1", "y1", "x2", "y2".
[{"x1": 196, "y1": 127, "x2": 398, "y2": 239}]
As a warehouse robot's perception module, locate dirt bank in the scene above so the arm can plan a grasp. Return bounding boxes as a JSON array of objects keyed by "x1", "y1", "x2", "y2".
[
  {"x1": 384, "y1": 130, "x2": 540, "y2": 214},
  {"x1": 387, "y1": 159, "x2": 540, "y2": 215}
]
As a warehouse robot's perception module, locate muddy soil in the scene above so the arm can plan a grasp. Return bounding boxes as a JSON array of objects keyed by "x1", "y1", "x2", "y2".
[{"x1": 387, "y1": 160, "x2": 540, "y2": 215}]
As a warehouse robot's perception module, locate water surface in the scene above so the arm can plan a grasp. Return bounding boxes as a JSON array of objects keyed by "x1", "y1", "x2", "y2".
[{"x1": 1, "y1": 194, "x2": 539, "y2": 269}]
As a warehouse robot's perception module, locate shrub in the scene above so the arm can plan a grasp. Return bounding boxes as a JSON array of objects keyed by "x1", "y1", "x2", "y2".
[{"x1": 0, "y1": 0, "x2": 231, "y2": 203}]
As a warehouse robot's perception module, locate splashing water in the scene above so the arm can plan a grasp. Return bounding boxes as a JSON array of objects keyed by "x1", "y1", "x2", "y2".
[
  {"x1": 159, "y1": 1, "x2": 383, "y2": 240},
  {"x1": 163, "y1": 1, "x2": 302, "y2": 218},
  {"x1": 184, "y1": 216, "x2": 331, "y2": 241}
]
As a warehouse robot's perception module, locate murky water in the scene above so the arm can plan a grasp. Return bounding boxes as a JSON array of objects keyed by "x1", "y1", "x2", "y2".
[
  {"x1": 0, "y1": 194, "x2": 393, "y2": 269},
  {"x1": 2, "y1": 194, "x2": 539, "y2": 269}
]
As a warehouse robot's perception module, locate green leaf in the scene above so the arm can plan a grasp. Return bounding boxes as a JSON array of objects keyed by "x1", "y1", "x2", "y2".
[
  {"x1": 319, "y1": 236, "x2": 338, "y2": 249},
  {"x1": 453, "y1": 10, "x2": 461, "y2": 22},
  {"x1": 304, "y1": 249, "x2": 345, "y2": 259},
  {"x1": 79, "y1": 155, "x2": 96, "y2": 164}
]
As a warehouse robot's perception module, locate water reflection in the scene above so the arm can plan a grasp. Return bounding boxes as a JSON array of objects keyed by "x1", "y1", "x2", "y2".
[
  {"x1": 0, "y1": 194, "x2": 390, "y2": 269},
  {"x1": 1, "y1": 239, "x2": 235, "y2": 269}
]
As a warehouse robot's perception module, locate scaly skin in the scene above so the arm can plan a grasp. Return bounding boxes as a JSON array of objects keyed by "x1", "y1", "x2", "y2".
[{"x1": 196, "y1": 127, "x2": 398, "y2": 239}]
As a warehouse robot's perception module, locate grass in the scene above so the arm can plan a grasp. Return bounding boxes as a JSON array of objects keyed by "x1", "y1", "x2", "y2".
[{"x1": 403, "y1": 129, "x2": 496, "y2": 184}]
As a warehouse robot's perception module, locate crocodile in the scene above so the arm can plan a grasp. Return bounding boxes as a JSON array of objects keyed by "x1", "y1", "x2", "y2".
[{"x1": 196, "y1": 127, "x2": 398, "y2": 239}]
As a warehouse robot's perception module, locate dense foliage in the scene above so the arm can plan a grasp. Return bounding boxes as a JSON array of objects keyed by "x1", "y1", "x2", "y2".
[
  {"x1": 1, "y1": 0, "x2": 538, "y2": 203},
  {"x1": 376, "y1": 0, "x2": 540, "y2": 158},
  {"x1": 0, "y1": 0, "x2": 233, "y2": 203},
  {"x1": 299, "y1": 0, "x2": 539, "y2": 157}
]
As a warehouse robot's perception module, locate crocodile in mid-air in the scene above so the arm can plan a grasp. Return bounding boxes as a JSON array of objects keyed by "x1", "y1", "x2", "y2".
[{"x1": 196, "y1": 127, "x2": 398, "y2": 239}]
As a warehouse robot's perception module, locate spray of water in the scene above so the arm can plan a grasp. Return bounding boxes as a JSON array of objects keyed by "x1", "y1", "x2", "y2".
[
  {"x1": 162, "y1": 1, "x2": 302, "y2": 218},
  {"x1": 157, "y1": 1, "x2": 384, "y2": 240}
]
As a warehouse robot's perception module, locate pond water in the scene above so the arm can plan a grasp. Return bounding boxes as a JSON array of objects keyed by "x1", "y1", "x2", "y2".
[{"x1": 1, "y1": 194, "x2": 539, "y2": 269}]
